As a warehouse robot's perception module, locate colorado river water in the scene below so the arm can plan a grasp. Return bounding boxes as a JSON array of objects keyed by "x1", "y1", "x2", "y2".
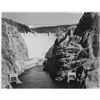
[{"x1": 13, "y1": 65, "x2": 60, "y2": 88}]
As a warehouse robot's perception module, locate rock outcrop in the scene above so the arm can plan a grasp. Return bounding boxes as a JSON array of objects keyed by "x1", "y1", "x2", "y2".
[
  {"x1": 43, "y1": 12, "x2": 99, "y2": 88},
  {"x1": 2, "y1": 18, "x2": 29, "y2": 88}
]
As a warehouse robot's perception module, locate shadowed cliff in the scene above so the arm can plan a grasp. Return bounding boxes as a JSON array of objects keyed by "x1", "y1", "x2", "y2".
[
  {"x1": 2, "y1": 18, "x2": 31, "y2": 33},
  {"x1": 44, "y1": 12, "x2": 99, "y2": 88}
]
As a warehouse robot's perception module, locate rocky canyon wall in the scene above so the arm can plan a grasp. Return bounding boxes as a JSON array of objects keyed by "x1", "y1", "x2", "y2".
[
  {"x1": 44, "y1": 12, "x2": 99, "y2": 88},
  {"x1": 2, "y1": 18, "x2": 29, "y2": 88}
]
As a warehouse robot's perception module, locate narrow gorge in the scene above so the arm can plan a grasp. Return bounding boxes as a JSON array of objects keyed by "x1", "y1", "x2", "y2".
[{"x1": 1, "y1": 12, "x2": 100, "y2": 88}]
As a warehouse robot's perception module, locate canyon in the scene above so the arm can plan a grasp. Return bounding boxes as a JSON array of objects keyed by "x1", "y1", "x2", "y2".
[{"x1": 1, "y1": 12, "x2": 100, "y2": 88}]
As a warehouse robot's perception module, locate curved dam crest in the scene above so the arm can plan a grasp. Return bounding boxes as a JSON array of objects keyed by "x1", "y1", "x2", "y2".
[{"x1": 21, "y1": 33, "x2": 56, "y2": 58}]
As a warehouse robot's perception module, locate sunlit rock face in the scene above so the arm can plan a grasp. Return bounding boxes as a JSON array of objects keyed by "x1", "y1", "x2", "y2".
[{"x1": 2, "y1": 18, "x2": 29, "y2": 88}]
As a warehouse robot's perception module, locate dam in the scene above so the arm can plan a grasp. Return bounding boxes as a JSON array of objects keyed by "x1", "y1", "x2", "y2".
[
  {"x1": 21, "y1": 32, "x2": 56, "y2": 58},
  {"x1": 11, "y1": 32, "x2": 59, "y2": 88}
]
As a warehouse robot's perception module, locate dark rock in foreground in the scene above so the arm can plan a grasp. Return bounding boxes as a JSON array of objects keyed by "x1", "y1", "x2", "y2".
[{"x1": 43, "y1": 12, "x2": 99, "y2": 88}]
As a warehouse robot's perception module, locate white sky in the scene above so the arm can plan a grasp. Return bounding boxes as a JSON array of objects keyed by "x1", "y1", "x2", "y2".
[{"x1": 2, "y1": 13, "x2": 83, "y2": 26}]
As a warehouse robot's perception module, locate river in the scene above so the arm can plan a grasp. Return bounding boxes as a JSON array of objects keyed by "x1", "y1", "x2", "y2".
[{"x1": 12, "y1": 65, "x2": 60, "y2": 88}]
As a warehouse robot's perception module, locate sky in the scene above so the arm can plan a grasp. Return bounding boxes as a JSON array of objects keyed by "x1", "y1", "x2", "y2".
[{"x1": 2, "y1": 12, "x2": 83, "y2": 26}]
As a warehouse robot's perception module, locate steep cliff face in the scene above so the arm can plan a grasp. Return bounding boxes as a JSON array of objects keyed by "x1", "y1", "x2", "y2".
[
  {"x1": 73, "y1": 12, "x2": 99, "y2": 88},
  {"x1": 2, "y1": 18, "x2": 29, "y2": 88},
  {"x1": 43, "y1": 12, "x2": 99, "y2": 88},
  {"x1": 45, "y1": 25, "x2": 76, "y2": 58},
  {"x1": 78, "y1": 13, "x2": 99, "y2": 88}
]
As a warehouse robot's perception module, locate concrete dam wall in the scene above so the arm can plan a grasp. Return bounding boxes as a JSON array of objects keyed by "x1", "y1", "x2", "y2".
[{"x1": 21, "y1": 33, "x2": 56, "y2": 58}]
